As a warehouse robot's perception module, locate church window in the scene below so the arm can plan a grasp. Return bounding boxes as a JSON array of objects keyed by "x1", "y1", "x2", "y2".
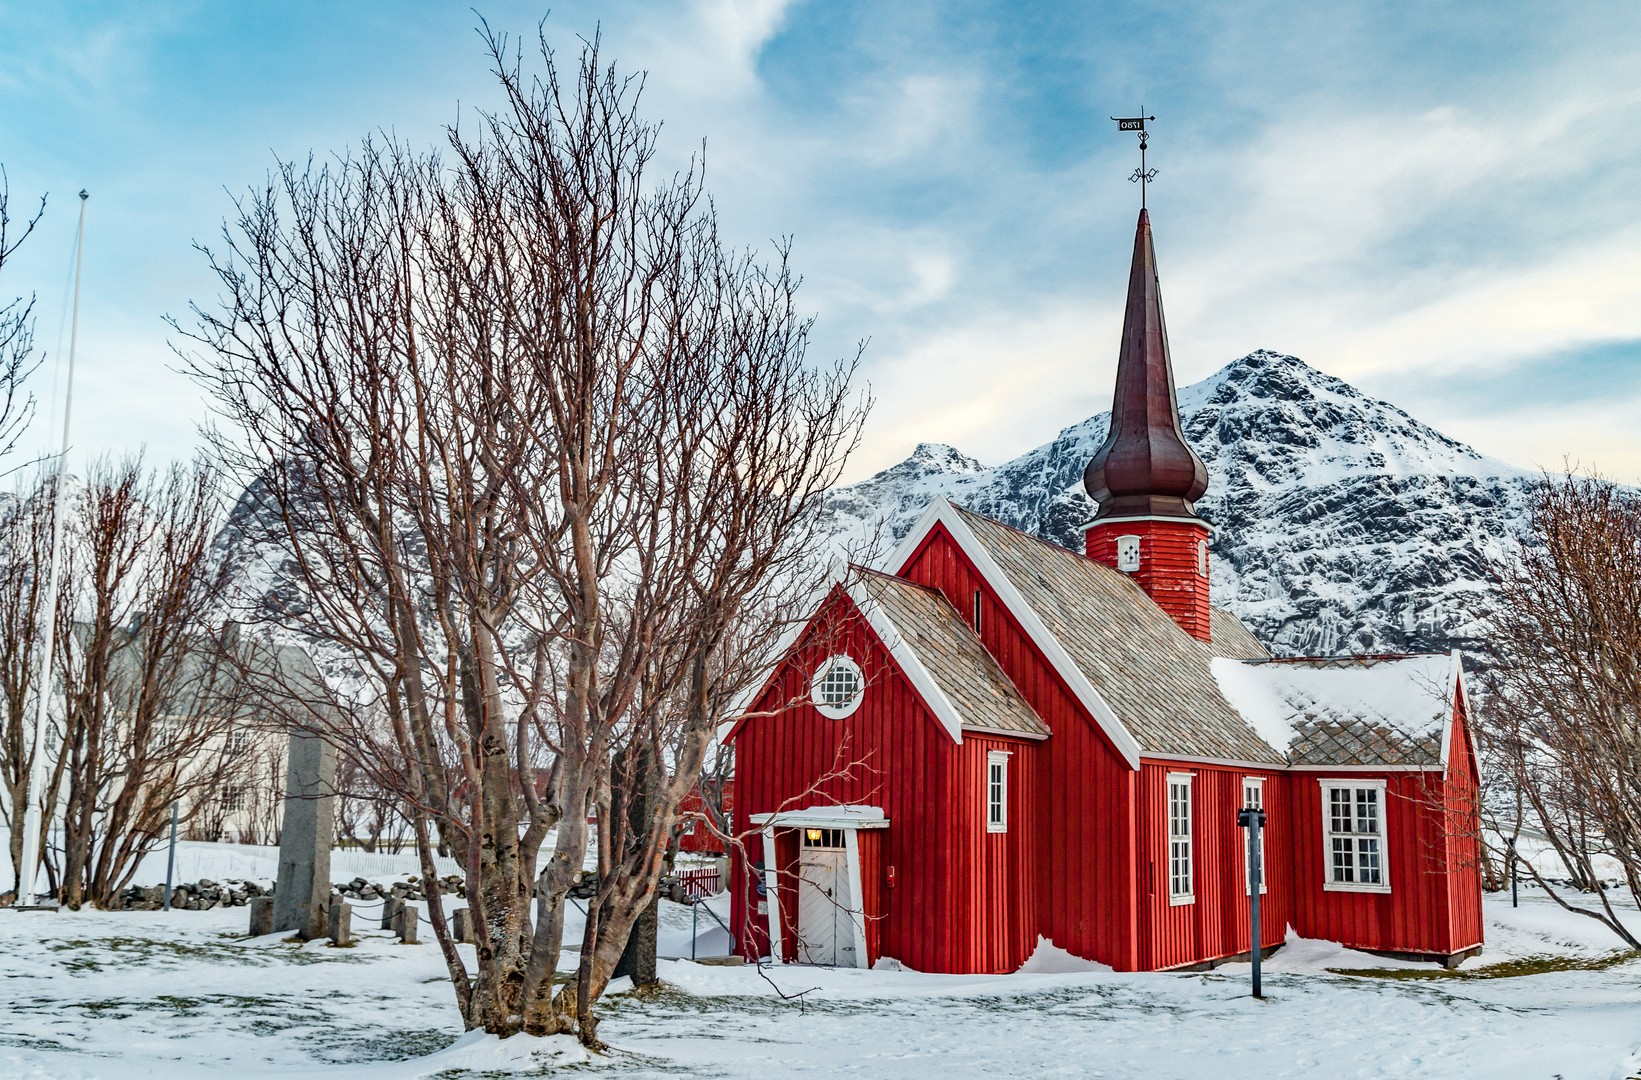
[
  {"x1": 811, "y1": 655, "x2": 865, "y2": 720},
  {"x1": 1197, "y1": 539, "x2": 1208, "y2": 577},
  {"x1": 973, "y1": 590, "x2": 983, "y2": 634},
  {"x1": 1242, "y1": 778, "x2": 1267, "y2": 896},
  {"x1": 986, "y1": 751, "x2": 1010, "y2": 833},
  {"x1": 1320, "y1": 780, "x2": 1390, "y2": 892},
  {"x1": 1167, "y1": 773, "x2": 1194, "y2": 903}
]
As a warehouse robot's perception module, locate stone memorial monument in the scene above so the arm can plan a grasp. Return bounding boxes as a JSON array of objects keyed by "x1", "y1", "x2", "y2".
[{"x1": 271, "y1": 730, "x2": 337, "y2": 939}]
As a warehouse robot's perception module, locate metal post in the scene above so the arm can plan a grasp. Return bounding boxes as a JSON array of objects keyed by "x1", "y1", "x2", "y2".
[
  {"x1": 691, "y1": 897, "x2": 699, "y2": 961},
  {"x1": 163, "y1": 801, "x2": 179, "y2": 911},
  {"x1": 1508, "y1": 837, "x2": 1518, "y2": 908},
  {"x1": 17, "y1": 190, "x2": 88, "y2": 909},
  {"x1": 1239, "y1": 806, "x2": 1266, "y2": 999}
]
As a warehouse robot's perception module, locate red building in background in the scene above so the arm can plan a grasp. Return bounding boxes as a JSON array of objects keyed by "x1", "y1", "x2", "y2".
[{"x1": 725, "y1": 209, "x2": 1483, "y2": 973}]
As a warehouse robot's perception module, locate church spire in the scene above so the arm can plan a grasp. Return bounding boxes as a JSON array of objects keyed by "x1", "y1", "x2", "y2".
[
  {"x1": 1082, "y1": 208, "x2": 1208, "y2": 522},
  {"x1": 1081, "y1": 206, "x2": 1213, "y2": 643}
]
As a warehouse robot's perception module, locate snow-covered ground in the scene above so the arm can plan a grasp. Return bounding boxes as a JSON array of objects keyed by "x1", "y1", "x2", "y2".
[{"x1": 2, "y1": 885, "x2": 1636, "y2": 1080}]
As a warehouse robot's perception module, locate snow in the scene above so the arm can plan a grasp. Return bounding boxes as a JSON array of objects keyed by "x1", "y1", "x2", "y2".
[
  {"x1": 1209, "y1": 653, "x2": 1454, "y2": 756},
  {"x1": 1015, "y1": 935, "x2": 1113, "y2": 974},
  {"x1": 1, "y1": 840, "x2": 462, "y2": 896},
  {"x1": 4, "y1": 886, "x2": 1638, "y2": 1079}
]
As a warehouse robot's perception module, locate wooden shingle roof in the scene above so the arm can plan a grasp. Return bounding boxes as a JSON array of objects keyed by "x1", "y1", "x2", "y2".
[
  {"x1": 854, "y1": 569, "x2": 1049, "y2": 739},
  {"x1": 1208, "y1": 609, "x2": 1270, "y2": 661},
  {"x1": 951, "y1": 507, "x2": 1284, "y2": 764}
]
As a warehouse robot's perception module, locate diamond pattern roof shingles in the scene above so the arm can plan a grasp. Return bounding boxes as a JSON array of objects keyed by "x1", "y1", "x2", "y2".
[
  {"x1": 854, "y1": 569, "x2": 1050, "y2": 739},
  {"x1": 1213, "y1": 655, "x2": 1452, "y2": 767}
]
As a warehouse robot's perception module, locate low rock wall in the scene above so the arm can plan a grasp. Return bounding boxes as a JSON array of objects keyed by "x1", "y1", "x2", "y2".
[{"x1": 117, "y1": 873, "x2": 467, "y2": 911}]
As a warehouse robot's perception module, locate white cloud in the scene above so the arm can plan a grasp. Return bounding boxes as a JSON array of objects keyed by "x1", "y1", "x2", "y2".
[{"x1": 635, "y1": 0, "x2": 794, "y2": 103}]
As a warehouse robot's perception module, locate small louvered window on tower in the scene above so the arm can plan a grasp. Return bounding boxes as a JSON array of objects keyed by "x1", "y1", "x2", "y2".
[
  {"x1": 1197, "y1": 539, "x2": 1208, "y2": 577},
  {"x1": 1117, "y1": 534, "x2": 1141, "y2": 573}
]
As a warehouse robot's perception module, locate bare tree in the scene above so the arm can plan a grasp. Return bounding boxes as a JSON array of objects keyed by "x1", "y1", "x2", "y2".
[
  {"x1": 179, "y1": 24, "x2": 865, "y2": 1046},
  {"x1": 0, "y1": 474, "x2": 65, "y2": 894},
  {"x1": 53, "y1": 455, "x2": 250, "y2": 909},
  {"x1": 0, "y1": 169, "x2": 42, "y2": 467},
  {"x1": 1479, "y1": 470, "x2": 1641, "y2": 949}
]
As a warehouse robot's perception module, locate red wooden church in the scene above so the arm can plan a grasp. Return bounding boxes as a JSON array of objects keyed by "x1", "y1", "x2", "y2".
[{"x1": 726, "y1": 209, "x2": 1484, "y2": 974}]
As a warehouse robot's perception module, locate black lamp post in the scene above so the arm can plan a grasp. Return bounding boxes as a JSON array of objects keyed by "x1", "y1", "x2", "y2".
[
  {"x1": 1507, "y1": 836, "x2": 1518, "y2": 908},
  {"x1": 1237, "y1": 806, "x2": 1267, "y2": 999}
]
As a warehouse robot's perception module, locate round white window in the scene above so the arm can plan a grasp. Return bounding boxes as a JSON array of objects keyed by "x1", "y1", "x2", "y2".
[{"x1": 811, "y1": 654, "x2": 864, "y2": 719}]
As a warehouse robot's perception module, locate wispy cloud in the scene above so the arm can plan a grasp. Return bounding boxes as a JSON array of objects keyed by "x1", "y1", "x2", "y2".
[{"x1": 1, "y1": 0, "x2": 1637, "y2": 484}]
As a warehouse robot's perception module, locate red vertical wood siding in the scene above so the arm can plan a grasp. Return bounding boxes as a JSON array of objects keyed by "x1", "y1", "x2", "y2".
[
  {"x1": 857, "y1": 829, "x2": 885, "y2": 965},
  {"x1": 897, "y1": 525, "x2": 1140, "y2": 971},
  {"x1": 955, "y1": 734, "x2": 1040, "y2": 972},
  {"x1": 775, "y1": 830, "x2": 800, "y2": 962},
  {"x1": 1285, "y1": 767, "x2": 1476, "y2": 954},
  {"x1": 729, "y1": 585, "x2": 984, "y2": 972},
  {"x1": 1443, "y1": 693, "x2": 1485, "y2": 950},
  {"x1": 1137, "y1": 761, "x2": 1291, "y2": 969},
  {"x1": 1085, "y1": 519, "x2": 1211, "y2": 641}
]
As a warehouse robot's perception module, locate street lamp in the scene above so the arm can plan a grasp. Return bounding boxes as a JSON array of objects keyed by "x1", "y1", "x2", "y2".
[{"x1": 1237, "y1": 806, "x2": 1267, "y2": 999}]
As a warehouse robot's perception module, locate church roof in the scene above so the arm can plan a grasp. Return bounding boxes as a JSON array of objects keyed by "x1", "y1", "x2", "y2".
[
  {"x1": 853, "y1": 568, "x2": 1049, "y2": 740},
  {"x1": 950, "y1": 505, "x2": 1285, "y2": 764},
  {"x1": 1207, "y1": 609, "x2": 1271, "y2": 661},
  {"x1": 1209, "y1": 653, "x2": 1459, "y2": 768}
]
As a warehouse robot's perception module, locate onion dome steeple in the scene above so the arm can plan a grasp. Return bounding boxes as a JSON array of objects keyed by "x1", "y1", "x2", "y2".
[
  {"x1": 1083, "y1": 208, "x2": 1208, "y2": 521},
  {"x1": 1082, "y1": 206, "x2": 1213, "y2": 643}
]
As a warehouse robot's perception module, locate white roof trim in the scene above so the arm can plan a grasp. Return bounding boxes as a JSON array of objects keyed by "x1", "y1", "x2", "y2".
[
  {"x1": 1442, "y1": 648, "x2": 1476, "y2": 780},
  {"x1": 750, "y1": 805, "x2": 891, "y2": 829},
  {"x1": 1076, "y1": 513, "x2": 1217, "y2": 535},
  {"x1": 888, "y1": 497, "x2": 1143, "y2": 770},
  {"x1": 845, "y1": 576, "x2": 965, "y2": 744}
]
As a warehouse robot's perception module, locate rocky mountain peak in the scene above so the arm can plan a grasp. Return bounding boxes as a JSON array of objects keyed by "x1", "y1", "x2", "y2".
[
  {"x1": 820, "y1": 351, "x2": 1535, "y2": 657},
  {"x1": 906, "y1": 442, "x2": 986, "y2": 476}
]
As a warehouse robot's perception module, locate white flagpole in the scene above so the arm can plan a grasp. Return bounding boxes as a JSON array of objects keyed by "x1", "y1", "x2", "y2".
[{"x1": 17, "y1": 190, "x2": 87, "y2": 908}]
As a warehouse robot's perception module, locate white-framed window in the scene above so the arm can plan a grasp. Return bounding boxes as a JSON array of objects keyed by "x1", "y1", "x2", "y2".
[
  {"x1": 986, "y1": 751, "x2": 1010, "y2": 833},
  {"x1": 1197, "y1": 539, "x2": 1209, "y2": 577},
  {"x1": 1167, "y1": 772, "x2": 1193, "y2": 903},
  {"x1": 1117, "y1": 534, "x2": 1141, "y2": 573},
  {"x1": 227, "y1": 727, "x2": 254, "y2": 757},
  {"x1": 1242, "y1": 777, "x2": 1267, "y2": 895},
  {"x1": 219, "y1": 785, "x2": 244, "y2": 812},
  {"x1": 1320, "y1": 779, "x2": 1391, "y2": 893},
  {"x1": 811, "y1": 655, "x2": 865, "y2": 719}
]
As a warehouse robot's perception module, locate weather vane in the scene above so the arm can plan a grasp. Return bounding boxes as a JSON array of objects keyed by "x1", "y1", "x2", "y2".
[{"x1": 1111, "y1": 112, "x2": 1157, "y2": 208}]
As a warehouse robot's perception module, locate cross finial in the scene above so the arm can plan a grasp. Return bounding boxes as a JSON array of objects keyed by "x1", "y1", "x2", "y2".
[{"x1": 1111, "y1": 112, "x2": 1157, "y2": 209}]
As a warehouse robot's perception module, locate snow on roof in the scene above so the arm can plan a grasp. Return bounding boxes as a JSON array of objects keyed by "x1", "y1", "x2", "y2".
[
  {"x1": 749, "y1": 805, "x2": 889, "y2": 829},
  {"x1": 1210, "y1": 653, "x2": 1457, "y2": 767}
]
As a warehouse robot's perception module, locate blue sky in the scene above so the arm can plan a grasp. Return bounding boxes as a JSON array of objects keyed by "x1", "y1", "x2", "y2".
[{"x1": 1, "y1": 1, "x2": 1638, "y2": 483}]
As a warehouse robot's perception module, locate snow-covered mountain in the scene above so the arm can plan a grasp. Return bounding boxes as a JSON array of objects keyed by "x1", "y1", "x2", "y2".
[{"x1": 824, "y1": 350, "x2": 1535, "y2": 657}]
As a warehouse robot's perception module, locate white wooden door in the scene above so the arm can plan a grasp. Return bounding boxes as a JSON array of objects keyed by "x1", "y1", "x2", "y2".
[{"x1": 797, "y1": 846, "x2": 853, "y2": 966}]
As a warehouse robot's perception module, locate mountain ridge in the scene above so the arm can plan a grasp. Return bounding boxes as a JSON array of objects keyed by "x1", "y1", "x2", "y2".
[{"x1": 822, "y1": 350, "x2": 1533, "y2": 657}]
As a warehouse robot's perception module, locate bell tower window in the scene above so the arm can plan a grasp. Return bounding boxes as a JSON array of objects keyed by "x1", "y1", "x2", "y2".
[{"x1": 1116, "y1": 534, "x2": 1141, "y2": 573}]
